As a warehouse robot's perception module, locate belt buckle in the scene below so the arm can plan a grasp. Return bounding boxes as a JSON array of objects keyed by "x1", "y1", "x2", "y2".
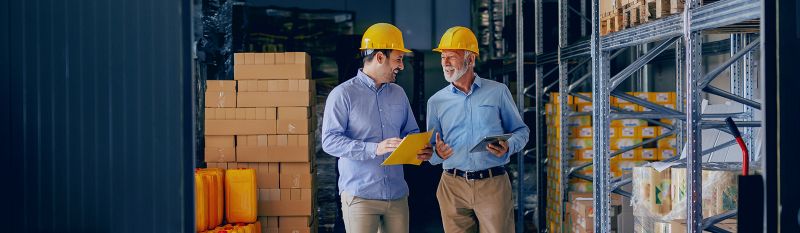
[{"x1": 465, "y1": 170, "x2": 474, "y2": 181}]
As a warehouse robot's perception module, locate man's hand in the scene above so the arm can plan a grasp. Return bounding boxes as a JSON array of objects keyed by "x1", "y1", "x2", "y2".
[
  {"x1": 376, "y1": 137, "x2": 402, "y2": 156},
  {"x1": 487, "y1": 140, "x2": 509, "y2": 157},
  {"x1": 417, "y1": 144, "x2": 433, "y2": 161},
  {"x1": 435, "y1": 132, "x2": 454, "y2": 160}
]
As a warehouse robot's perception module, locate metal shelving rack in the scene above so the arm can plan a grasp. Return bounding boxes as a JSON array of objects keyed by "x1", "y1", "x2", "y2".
[{"x1": 518, "y1": 0, "x2": 763, "y2": 231}]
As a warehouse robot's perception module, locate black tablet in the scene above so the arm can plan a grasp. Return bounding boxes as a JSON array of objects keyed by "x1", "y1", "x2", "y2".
[{"x1": 469, "y1": 133, "x2": 513, "y2": 153}]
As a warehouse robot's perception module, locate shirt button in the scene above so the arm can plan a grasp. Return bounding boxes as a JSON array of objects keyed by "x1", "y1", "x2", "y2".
[{"x1": 380, "y1": 109, "x2": 383, "y2": 112}]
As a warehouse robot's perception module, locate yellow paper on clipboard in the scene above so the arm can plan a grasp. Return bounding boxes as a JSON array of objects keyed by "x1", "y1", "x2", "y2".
[{"x1": 381, "y1": 131, "x2": 434, "y2": 166}]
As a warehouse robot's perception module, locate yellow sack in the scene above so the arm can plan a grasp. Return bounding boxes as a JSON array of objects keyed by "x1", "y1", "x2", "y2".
[
  {"x1": 195, "y1": 172, "x2": 208, "y2": 232},
  {"x1": 225, "y1": 168, "x2": 257, "y2": 223}
]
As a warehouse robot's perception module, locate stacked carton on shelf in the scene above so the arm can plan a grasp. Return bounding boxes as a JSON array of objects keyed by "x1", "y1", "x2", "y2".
[
  {"x1": 544, "y1": 92, "x2": 678, "y2": 233},
  {"x1": 205, "y1": 52, "x2": 317, "y2": 233}
]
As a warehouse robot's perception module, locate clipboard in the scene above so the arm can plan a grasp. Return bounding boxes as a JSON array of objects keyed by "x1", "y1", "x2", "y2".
[
  {"x1": 381, "y1": 131, "x2": 434, "y2": 166},
  {"x1": 469, "y1": 133, "x2": 513, "y2": 153}
]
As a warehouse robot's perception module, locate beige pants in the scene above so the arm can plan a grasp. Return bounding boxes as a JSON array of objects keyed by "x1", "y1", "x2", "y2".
[
  {"x1": 340, "y1": 192, "x2": 409, "y2": 233},
  {"x1": 436, "y1": 172, "x2": 515, "y2": 233}
]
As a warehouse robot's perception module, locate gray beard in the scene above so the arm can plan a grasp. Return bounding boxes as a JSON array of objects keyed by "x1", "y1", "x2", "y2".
[{"x1": 444, "y1": 67, "x2": 467, "y2": 83}]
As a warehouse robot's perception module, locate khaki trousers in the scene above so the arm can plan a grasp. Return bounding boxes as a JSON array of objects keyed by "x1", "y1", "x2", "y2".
[
  {"x1": 436, "y1": 172, "x2": 515, "y2": 233},
  {"x1": 341, "y1": 192, "x2": 409, "y2": 233}
]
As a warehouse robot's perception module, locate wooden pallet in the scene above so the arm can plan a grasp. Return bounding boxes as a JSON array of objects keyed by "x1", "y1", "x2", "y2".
[
  {"x1": 622, "y1": 0, "x2": 649, "y2": 28},
  {"x1": 601, "y1": 11, "x2": 624, "y2": 35},
  {"x1": 646, "y1": 0, "x2": 672, "y2": 18}
]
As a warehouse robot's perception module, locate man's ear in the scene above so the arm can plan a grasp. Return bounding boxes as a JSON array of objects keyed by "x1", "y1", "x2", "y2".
[{"x1": 376, "y1": 51, "x2": 386, "y2": 65}]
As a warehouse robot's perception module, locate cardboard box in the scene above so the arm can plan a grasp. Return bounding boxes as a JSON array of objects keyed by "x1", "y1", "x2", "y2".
[
  {"x1": 238, "y1": 92, "x2": 312, "y2": 107},
  {"x1": 659, "y1": 148, "x2": 677, "y2": 160},
  {"x1": 284, "y1": 52, "x2": 311, "y2": 65},
  {"x1": 259, "y1": 216, "x2": 280, "y2": 229},
  {"x1": 258, "y1": 188, "x2": 314, "y2": 216},
  {"x1": 651, "y1": 92, "x2": 676, "y2": 104},
  {"x1": 640, "y1": 126, "x2": 659, "y2": 138},
  {"x1": 632, "y1": 167, "x2": 672, "y2": 216},
  {"x1": 616, "y1": 148, "x2": 638, "y2": 160},
  {"x1": 278, "y1": 107, "x2": 310, "y2": 119},
  {"x1": 550, "y1": 93, "x2": 574, "y2": 104},
  {"x1": 568, "y1": 138, "x2": 593, "y2": 149},
  {"x1": 206, "y1": 162, "x2": 228, "y2": 169},
  {"x1": 653, "y1": 219, "x2": 737, "y2": 233},
  {"x1": 617, "y1": 103, "x2": 638, "y2": 112},
  {"x1": 207, "y1": 80, "x2": 237, "y2": 91},
  {"x1": 658, "y1": 137, "x2": 677, "y2": 148},
  {"x1": 641, "y1": 148, "x2": 658, "y2": 160},
  {"x1": 236, "y1": 135, "x2": 313, "y2": 162},
  {"x1": 575, "y1": 126, "x2": 593, "y2": 138},
  {"x1": 239, "y1": 80, "x2": 269, "y2": 92},
  {"x1": 277, "y1": 118, "x2": 311, "y2": 134},
  {"x1": 281, "y1": 162, "x2": 312, "y2": 174},
  {"x1": 205, "y1": 135, "x2": 236, "y2": 162},
  {"x1": 280, "y1": 216, "x2": 312, "y2": 227},
  {"x1": 234, "y1": 64, "x2": 311, "y2": 80},
  {"x1": 574, "y1": 149, "x2": 594, "y2": 161},
  {"x1": 571, "y1": 197, "x2": 594, "y2": 233},
  {"x1": 248, "y1": 163, "x2": 280, "y2": 189},
  {"x1": 278, "y1": 228, "x2": 310, "y2": 233},
  {"x1": 620, "y1": 127, "x2": 638, "y2": 138},
  {"x1": 577, "y1": 104, "x2": 593, "y2": 113},
  {"x1": 205, "y1": 90, "x2": 237, "y2": 108},
  {"x1": 610, "y1": 138, "x2": 643, "y2": 150},
  {"x1": 280, "y1": 163, "x2": 315, "y2": 189},
  {"x1": 280, "y1": 173, "x2": 313, "y2": 189},
  {"x1": 204, "y1": 108, "x2": 277, "y2": 135},
  {"x1": 205, "y1": 120, "x2": 277, "y2": 135}
]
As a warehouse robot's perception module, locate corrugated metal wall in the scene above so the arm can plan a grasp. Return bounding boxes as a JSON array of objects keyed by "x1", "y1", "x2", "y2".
[{"x1": 3, "y1": 0, "x2": 195, "y2": 232}]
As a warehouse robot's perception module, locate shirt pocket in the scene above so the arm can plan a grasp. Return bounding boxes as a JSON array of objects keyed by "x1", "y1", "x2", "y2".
[
  {"x1": 476, "y1": 104, "x2": 501, "y2": 128},
  {"x1": 386, "y1": 104, "x2": 407, "y2": 128}
]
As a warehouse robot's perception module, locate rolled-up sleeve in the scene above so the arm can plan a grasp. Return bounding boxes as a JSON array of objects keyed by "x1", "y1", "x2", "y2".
[
  {"x1": 321, "y1": 87, "x2": 378, "y2": 160},
  {"x1": 499, "y1": 87, "x2": 530, "y2": 158}
]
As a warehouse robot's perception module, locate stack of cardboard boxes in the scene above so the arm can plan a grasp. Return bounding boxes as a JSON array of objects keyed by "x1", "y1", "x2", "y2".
[
  {"x1": 205, "y1": 52, "x2": 317, "y2": 233},
  {"x1": 544, "y1": 92, "x2": 679, "y2": 233}
]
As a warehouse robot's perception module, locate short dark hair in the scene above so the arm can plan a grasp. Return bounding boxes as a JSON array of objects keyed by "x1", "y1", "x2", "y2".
[{"x1": 362, "y1": 49, "x2": 394, "y2": 65}]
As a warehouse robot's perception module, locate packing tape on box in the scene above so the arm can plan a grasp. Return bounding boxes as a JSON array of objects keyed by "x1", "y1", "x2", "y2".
[
  {"x1": 217, "y1": 92, "x2": 226, "y2": 107},
  {"x1": 216, "y1": 147, "x2": 229, "y2": 162}
]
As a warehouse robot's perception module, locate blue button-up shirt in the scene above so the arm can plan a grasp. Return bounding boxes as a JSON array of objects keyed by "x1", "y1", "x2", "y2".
[
  {"x1": 322, "y1": 69, "x2": 419, "y2": 200},
  {"x1": 427, "y1": 75, "x2": 530, "y2": 170}
]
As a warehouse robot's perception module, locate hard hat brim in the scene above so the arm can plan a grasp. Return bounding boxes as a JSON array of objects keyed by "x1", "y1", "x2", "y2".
[
  {"x1": 359, "y1": 47, "x2": 412, "y2": 53},
  {"x1": 432, "y1": 47, "x2": 479, "y2": 55}
]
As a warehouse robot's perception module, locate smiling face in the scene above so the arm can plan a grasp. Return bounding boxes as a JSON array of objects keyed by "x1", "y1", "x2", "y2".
[
  {"x1": 440, "y1": 50, "x2": 474, "y2": 82},
  {"x1": 366, "y1": 49, "x2": 405, "y2": 84}
]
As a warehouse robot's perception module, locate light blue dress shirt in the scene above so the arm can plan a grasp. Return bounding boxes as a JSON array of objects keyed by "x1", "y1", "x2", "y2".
[
  {"x1": 322, "y1": 69, "x2": 419, "y2": 200},
  {"x1": 427, "y1": 75, "x2": 530, "y2": 171}
]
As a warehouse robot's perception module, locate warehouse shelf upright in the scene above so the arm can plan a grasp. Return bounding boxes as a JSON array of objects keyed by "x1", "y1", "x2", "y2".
[{"x1": 525, "y1": 0, "x2": 763, "y2": 231}]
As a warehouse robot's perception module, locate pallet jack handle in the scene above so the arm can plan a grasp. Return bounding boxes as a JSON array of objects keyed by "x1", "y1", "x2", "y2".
[{"x1": 724, "y1": 117, "x2": 748, "y2": 175}]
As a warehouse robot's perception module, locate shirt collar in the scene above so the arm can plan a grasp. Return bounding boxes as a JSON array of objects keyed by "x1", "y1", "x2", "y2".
[
  {"x1": 356, "y1": 69, "x2": 387, "y2": 91},
  {"x1": 449, "y1": 73, "x2": 482, "y2": 95}
]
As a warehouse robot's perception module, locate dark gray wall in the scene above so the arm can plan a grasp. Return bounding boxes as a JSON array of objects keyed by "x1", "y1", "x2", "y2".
[
  {"x1": 3, "y1": 0, "x2": 195, "y2": 232},
  {"x1": 246, "y1": 0, "x2": 393, "y2": 34}
]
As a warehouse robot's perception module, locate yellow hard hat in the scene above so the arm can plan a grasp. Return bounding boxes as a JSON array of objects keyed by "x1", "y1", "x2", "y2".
[
  {"x1": 360, "y1": 23, "x2": 411, "y2": 53},
  {"x1": 433, "y1": 26, "x2": 479, "y2": 55}
]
